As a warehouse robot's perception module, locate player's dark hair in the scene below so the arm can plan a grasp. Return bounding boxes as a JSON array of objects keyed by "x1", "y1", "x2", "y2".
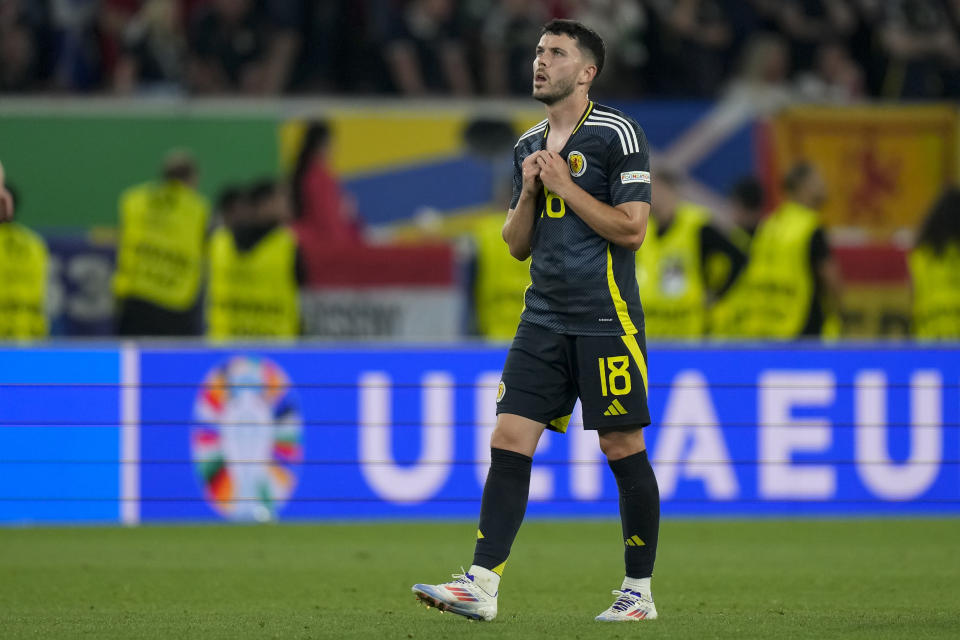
[
  {"x1": 248, "y1": 179, "x2": 280, "y2": 207},
  {"x1": 915, "y1": 186, "x2": 960, "y2": 255},
  {"x1": 730, "y1": 176, "x2": 765, "y2": 211},
  {"x1": 540, "y1": 19, "x2": 605, "y2": 77},
  {"x1": 782, "y1": 162, "x2": 815, "y2": 196},
  {"x1": 292, "y1": 121, "x2": 332, "y2": 219},
  {"x1": 216, "y1": 186, "x2": 245, "y2": 213}
]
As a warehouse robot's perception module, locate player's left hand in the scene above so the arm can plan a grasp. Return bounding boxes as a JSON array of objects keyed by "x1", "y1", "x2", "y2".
[{"x1": 535, "y1": 151, "x2": 574, "y2": 198}]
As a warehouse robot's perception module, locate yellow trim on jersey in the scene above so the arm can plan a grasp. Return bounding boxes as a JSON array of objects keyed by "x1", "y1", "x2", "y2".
[
  {"x1": 620, "y1": 334, "x2": 649, "y2": 395},
  {"x1": 607, "y1": 244, "x2": 638, "y2": 335},
  {"x1": 542, "y1": 101, "x2": 594, "y2": 139}
]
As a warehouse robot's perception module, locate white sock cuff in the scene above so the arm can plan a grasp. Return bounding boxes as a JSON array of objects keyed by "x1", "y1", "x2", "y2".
[{"x1": 621, "y1": 576, "x2": 651, "y2": 598}]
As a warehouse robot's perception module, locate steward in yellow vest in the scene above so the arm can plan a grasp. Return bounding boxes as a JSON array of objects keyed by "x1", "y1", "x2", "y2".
[
  {"x1": 0, "y1": 221, "x2": 49, "y2": 339},
  {"x1": 113, "y1": 153, "x2": 209, "y2": 335},
  {"x1": 471, "y1": 212, "x2": 531, "y2": 340},
  {"x1": 909, "y1": 187, "x2": 960, "y2": 339},
  {"x1": 636, "y1": 172, "x2": 746, "y2": 339},
  {"x1": 738, "y1": 163, "x2": 842, "y2": 339},
  {"x1": 207, "y1": 180, "x2": 302, "y2": 339},
  {"x1": 710, "y1": 177, "x2": 766, "y2": 338}
]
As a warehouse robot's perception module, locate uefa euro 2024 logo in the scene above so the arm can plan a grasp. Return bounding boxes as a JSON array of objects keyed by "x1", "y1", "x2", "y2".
[{"x1": 192, "y1": 356, "x2": 303, "y2": 522}]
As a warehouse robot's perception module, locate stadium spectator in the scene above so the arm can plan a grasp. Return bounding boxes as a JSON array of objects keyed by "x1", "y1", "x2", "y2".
[
  {"x1": 48, "y1": 0, "x2": 105, "y2": 91},
  {"x1": 723, "y1": 31, "x2": 794, "y2": 113},
  {"x1": 113, "y1": 0, "x2": 186, "y2": 95},
  {"x1": 480, "y1": 0, "x2": 547, "y2": 95},
  {"x1": 206, "y1": 179, "x2": 304, "y2": 338},
  {"x1": 908, "y1": 186, "x2": 960, "y2": 338},
  {"x1": 0, "y1": 169, "x2": 51, "y2": 339},
  {"x1": 636, "y1": 168, "x2": 747, "y2": 339},
  {"x1": 796, "y1": 40, "x2": 866, "y2": 102},
  {"x1": 773, "y1": 0, "x2": 856, "y2": 72},
  {"x1": 645, "y1": 0, "x2": 733, "y2": 97},
  {"x1": 736, "y1": 162, "x2": 843, "y2": 339},
  {"x1": 186, "y1": 0, "x2": 269, "y2": 94},
  {"x1": 567, "y1": 0, "x2": 648, "y2": 96},
  {"x1": 709, "y1": 176, "x2": 766, "y2": 337},
  {"x1": 255, "y1": 0, "x2": 303, "y2": 94},
  {"x1": 290, "y1": 121, "x2": 364, "y2": 284},
  {"x1": 876, "y1": 0, "x2": 960, "y2": 98},
  {"x1": 113, "y1": 150, "x2": 209, "y2": 336},
  {"x1": 0, "y1": 0, "x2": 42, "y2": 92},
  {"x1": 383, "y1": 0, "x2": 474, "y2": 95}
]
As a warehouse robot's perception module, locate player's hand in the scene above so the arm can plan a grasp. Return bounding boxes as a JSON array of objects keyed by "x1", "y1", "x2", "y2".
[
  {"x1": 535, "y1": 151, "x2": 573, "y2": 198},
  {"x1": 521, "y1": 151, "x2": 544, "y2": 197},
  {"x1": 0, "y1": 188, "x2": 13, "y2": 223}
]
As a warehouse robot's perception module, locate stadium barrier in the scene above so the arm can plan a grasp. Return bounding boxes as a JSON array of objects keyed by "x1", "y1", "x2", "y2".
[{"x1": 1, "y1": 342, "x2": 958, "y2": 525}]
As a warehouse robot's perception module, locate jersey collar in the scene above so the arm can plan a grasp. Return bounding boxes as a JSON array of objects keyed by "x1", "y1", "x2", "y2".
[{"x1": 543, "y1": 101, "x2": 594, "y2": 143}]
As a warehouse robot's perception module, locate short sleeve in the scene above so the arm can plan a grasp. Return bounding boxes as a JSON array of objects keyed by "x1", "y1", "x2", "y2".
[
  {"x1": 509, "y1": 146, "x2": 523, "y2": 209},
  {"x1": 607, "y1": 123, "x2": 651, "y2": 206}
]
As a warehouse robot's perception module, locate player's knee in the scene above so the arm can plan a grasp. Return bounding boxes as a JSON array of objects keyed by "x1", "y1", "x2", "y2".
[
  {"x1": 490, "y1": 415, "x2": 543, "y2": 457},
  {"x1": 598, "y1": 428, "x2": 646, "y2": 460}
]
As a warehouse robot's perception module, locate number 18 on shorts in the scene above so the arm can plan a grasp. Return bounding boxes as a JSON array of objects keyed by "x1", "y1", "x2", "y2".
[{"x1": 496, "y1": 322, "x2": 651, "y2": 432}]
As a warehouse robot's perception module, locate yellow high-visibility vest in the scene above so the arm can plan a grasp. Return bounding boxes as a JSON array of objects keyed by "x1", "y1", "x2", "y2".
[
  {"x1": 113, "y1": 181, "x2": 209, "y2": 311},
  {"x1": 709, "y1": 225, "x2": 753, "y2": 338},
  {"x1": 908, "y1": 242, "x2": 960, "y2": 339},
  {"x1": 739, "y1": 201, "x2": 820, "y2": 338},
  {"x1": 0, "y1": 222, "x2": 49, "y2": 339},
  {"x1": 636, "y1": 203, "x2": 708, "y2": 338},
  {"x1": 206, "y1": 226, "x2": 300, "y2": 338},
  {"x1": 472, "y1": 214, "x2": 531, "y2": 340}
]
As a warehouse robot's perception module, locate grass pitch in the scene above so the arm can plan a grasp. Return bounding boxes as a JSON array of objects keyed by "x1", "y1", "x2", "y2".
[{"x1": 0, "y1": 519, "x2": 957, "y2": 639}]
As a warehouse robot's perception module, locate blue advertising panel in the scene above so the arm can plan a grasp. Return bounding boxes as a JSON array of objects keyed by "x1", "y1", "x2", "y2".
[
  {"x1": 136, "y1": 344, "x2": 960, "y2": 522},
  {"x1": 0, "y1": 347, "x2": 120, "y2": 522}
]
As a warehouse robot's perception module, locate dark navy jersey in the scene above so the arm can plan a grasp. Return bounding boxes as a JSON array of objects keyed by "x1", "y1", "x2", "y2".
[{"x1": 510, "y1": 101, "x2": 651, "y2": 336}]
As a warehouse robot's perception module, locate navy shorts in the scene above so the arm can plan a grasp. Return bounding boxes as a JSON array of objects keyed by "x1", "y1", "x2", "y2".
[{"x1": 496, "y1": 321, "x2": 651, "y2": 432}]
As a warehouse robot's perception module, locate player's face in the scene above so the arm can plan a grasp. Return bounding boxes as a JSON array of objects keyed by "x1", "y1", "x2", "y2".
[{"x1": 532, "y1": 33, "x2": 590, "y2": 105}]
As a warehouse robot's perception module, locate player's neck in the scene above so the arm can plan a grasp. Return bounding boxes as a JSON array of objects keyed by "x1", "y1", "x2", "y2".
[{"x1": 544, "y1": 92, "x2": 590, "y2": 135}]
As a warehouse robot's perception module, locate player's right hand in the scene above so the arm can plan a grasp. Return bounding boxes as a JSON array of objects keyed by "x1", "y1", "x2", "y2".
[{"x1": 521, "y1": 151, "x2": 544, "y2": 196}]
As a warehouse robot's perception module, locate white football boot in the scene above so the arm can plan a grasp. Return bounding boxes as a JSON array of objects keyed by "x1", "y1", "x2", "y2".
[
  {"x1": 595, "y1": 588, "x2": 658, "y2": 621},
  {"x1": 411, "y1": 570, "x2": 498, "y2": 621}
]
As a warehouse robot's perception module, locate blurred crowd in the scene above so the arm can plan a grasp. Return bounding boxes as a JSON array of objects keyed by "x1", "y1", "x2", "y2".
[{"x1": 2, "y1": 0, "x2": 960, "y2": 99}]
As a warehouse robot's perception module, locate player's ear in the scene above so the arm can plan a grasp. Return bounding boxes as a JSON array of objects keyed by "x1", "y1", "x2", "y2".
[{"x1": 580, "y1": 63, "x2": 598, "y2": 86}]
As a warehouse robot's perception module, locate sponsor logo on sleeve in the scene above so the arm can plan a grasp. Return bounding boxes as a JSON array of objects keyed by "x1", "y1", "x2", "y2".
[{"x1": 621, "y1": 170, "x2": 650, "y2": 185}]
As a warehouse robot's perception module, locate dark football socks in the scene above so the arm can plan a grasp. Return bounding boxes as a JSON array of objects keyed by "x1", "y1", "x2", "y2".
[
  {"x1": 472, "y1": 447, "x2": 533, "y2": 575},
  {"x1": 608, "y1": 449, "x2": 660, "y2": 579}
]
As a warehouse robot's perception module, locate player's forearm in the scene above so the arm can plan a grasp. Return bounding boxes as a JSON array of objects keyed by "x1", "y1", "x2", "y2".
[
  {"x1": 502, "y1": 190, "x2": 538, "y2": 260},
  {"x1": 558, "y1": 184, "x2": 647, "y2": 250}
]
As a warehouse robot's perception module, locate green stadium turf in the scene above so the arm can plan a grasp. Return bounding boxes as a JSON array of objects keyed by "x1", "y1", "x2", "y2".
[{"x1": 0, "y1": 519, "x2": 957, "y2": 639}]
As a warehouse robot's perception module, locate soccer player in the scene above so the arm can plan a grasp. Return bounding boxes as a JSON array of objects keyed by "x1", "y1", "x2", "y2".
[{"x1": 412, "y1": 19, "x2": 659, "y2": 623}]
